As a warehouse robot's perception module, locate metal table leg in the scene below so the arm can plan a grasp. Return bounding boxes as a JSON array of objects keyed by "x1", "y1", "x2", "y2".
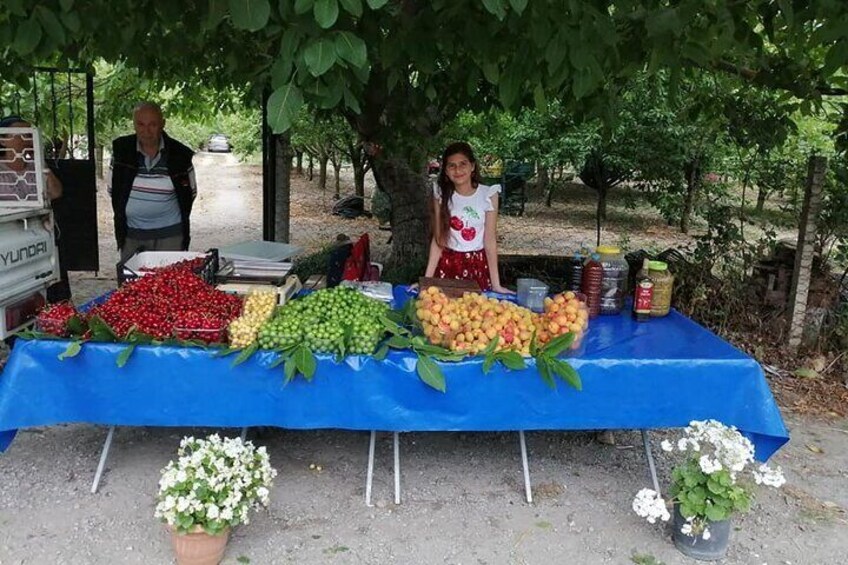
[
  {"x1": 519, "y1": 431, "x2": 533, "y2": 504},
  {"x1": 641, "y1": 429, "x2": 661, "y2": 493},
  {"x1": 91, "y1": 426, "x2": 115, "y2": 494},
  {"x1": 393, "y1": 432, "x2": 401, "y2": 505},
  {"x1": 365, "y1": 430, "x2": 376, "y2": 507}
]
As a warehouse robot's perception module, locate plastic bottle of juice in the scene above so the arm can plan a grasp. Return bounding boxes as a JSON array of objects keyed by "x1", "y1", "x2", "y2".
[
  {"x1": 581, "y1": 253, "x2": 604, "y2": 319},
  {"x1": 632, "y1": 258, "x2": 654, "y2": 322}
]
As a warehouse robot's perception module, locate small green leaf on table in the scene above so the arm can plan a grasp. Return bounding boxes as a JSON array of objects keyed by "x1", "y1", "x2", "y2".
[
  {"x1": 541, "y1": 332, "x2": 575, "y2": 357},
  {"x1": 231, "y1": 342, "x2": 259, "y2": 367},
  {"x1": 416, "y1": 354, "x2": 446, "y2": 392},
  {"x1": 549, "y1": 358, "x2": 582, "y2": 391},
  {"x1": 536, "y1": 356, "x2": 557, "y2": 390},
  {"x1": 116, "y1": 344, "x2": 136, "y2": 368},
  {"x1": 293, "y1": 344, "x2": 317, "y2": 381},
  {"x1": 373, "y1": 344, "x2": 389, "y2": 361},
  {"x1": 283, "y1": 356, "x2": 297, "y2": 384},
  {"x1": 58, "y1": 340, "x2": 82, "y2": 360},
  {"x1": 496, "y1": 350, "x2": 527, "y2": 371}
]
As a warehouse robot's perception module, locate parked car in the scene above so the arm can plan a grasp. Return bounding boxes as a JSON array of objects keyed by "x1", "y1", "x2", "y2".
[{"x1": 206, "y1": 133, "x2": 231, "y2": 153}]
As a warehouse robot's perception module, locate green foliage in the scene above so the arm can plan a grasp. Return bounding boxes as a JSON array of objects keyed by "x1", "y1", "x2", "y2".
[{"x1": 670, "y1": 459, "x2": 750, "y2": 524}]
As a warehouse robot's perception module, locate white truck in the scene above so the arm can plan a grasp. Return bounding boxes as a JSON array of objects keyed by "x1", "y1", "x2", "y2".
[{"x1": 0, "y1": 126, "x2": 60, "y2": 339}]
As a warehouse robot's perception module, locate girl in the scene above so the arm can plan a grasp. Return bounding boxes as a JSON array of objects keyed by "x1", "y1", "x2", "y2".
[{"x1": 424, "y1": 142, "x2": 512, "y2": 293}]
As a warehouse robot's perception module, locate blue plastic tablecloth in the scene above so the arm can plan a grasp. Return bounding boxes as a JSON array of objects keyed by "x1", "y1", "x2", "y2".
[{"x1": 0, "y1": 290, "x2": 789, "y2": 461}]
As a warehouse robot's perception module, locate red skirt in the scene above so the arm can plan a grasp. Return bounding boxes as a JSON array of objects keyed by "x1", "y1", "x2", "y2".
[{"x1": 434, "y1": 248, "x2": 492, "y2": 291}]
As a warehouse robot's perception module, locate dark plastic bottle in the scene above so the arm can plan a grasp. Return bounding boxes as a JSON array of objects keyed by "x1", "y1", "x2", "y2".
[
  {"x1": 581, "y1": 253, "x2": 604, "y2": 319},
  {"x1": 565, "y1": 253, "x2": 584, "y2": 292}
]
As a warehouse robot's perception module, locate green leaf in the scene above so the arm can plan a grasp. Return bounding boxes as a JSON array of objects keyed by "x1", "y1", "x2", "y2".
[
  {"x1": 231, "y1": 342, "x2": 259, "y2": 367},
  {"x1": 380, "y1": 313, "x2": 409, "y2": 336},
  {"x1": 304, "y1": 37, "x2": 338, "y2": 76},
  {"x1": 508, "y1": 0, "x2": 527, "y2": 15},
  {"x1": 14, "y1": 17, "x2": 43, "y2": 56},
  {"x1": 88, "y1": 316, "x2": 117, "y2": 342},
  {"x1": 496, "y1": 351, "x2": 527, "y2": 371},
  {"x1": 36, "y1": 6, "x2": 66, "y2": 45},
  {"x1": 228, "y1": 0, "x2": 271, "y2": 32},
  {"x1": 536, "y1": 357, "x2": 556, "y2": 390},
  {"x1": 293, "y1": 344, "x2": 317, "y2": 380},
  {"x1": 386, "y1": 335, "x2": 410, "y2": 349},
  {"x1": 554, "y1": 354, "x2": 593, "y2": 386},
  {"x1": 283, "y1": 356, "x2": 297, "y2": 384},
  {"x1": 334, "y1": 31, "x2": 367, "y2": 68},
  {"x1": 267, "y1": 83, "x2": 304, "y2": 133},
  {"x1": 270, "y1": 56, "x2": 293, "y2": 88},
  {"x1": 214, "y1": 347, "x2": 241, "y2": 357},
  {"x1": 482, "y1": 336, "x2": 498, "y2": 358},
  {"x1": 206, "y1": 0, "x2": 229, "y2": 29},
  {"x1": 529, "y1": 332, "x2": 538, "y2": 357},
  {"x1": 704, "y1": 503, "x2": 726, "y2": 522},
  {"x1": 481, "y1": 0, "x2": 507, "y2": 20},
  {"x1": 365, "y1": 0, "x2": 388, "y2": 9},
  {"x1": 482, "y1": 355, "x2": 495, "y2": 375},
  {"x1": 268, "y1": 352, "x2": 287, "y2": 368},
  {"x1": 59, "y1": 11, "x2": 80, "y2": 33},
  {"x1": 59, "y1": 0, "x2": 74, "y2": 11},
  {"x1": 314, "y1": 0, "x2": 339, "y2": 28},
  {"x1": 294, "y1": 0, "x2": 314, "y2": 15},
  {"x1": 5, "y1": 0, "x2": 26, "y2": 16},
  {"x1": 373, "y1": 344, "x2": 389, "y2": 361},
  {"x1": 66, "y1": 315, "x2": 87, "y2": 336},
  {"x1": 542, "y1": 332, "x2": 575, "y2": 357},
  {"x1": 338, "y1": 0, "x2": 362, "y2": 17},
  {"x1": 116, "y1": 344, "x2": 136, "y2": 368},
  {"x1": 416, "y1": 354, "x2": 446, "y2": 392},
  {"x1": 58, "y1": 340, "x2": 82, "y2": 361}
]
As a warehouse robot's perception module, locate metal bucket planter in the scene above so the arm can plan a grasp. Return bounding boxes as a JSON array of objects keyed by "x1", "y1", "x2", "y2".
[{"x1": 672, "y1": 505, "x2": 731, "y2": 561}]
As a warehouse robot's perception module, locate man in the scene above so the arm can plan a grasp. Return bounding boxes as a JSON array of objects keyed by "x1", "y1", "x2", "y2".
[{"x1": 108, "y1": 102, "x2": 197, "y2": 262}]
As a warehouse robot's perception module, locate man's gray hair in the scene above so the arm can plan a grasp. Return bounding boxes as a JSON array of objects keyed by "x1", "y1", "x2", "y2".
[{"x1": 133, "y1": 101, "x2": 163, "y2": 118}]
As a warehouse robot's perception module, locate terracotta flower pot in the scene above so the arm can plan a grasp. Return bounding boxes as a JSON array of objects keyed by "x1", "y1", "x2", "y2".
[{"x1": 169, "y1": 526, "x2": 230, "y2": 565}]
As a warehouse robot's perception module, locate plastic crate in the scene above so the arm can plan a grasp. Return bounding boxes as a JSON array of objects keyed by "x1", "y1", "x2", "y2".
[{"x1": 116, "y1": 249, "x2": 219, "y2": 286}]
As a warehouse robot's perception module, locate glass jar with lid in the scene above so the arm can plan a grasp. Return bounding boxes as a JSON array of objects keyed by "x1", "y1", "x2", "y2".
[
  {"x1": 595, "y1": 245, "x2": 629, "y2": 315},
  {"x1": 648, "y1": 260, "x2": 674, "y2": 317}
]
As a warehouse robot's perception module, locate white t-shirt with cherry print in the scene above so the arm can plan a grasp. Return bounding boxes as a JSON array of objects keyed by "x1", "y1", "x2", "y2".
[{"x1": 433, "y1": 183, "x2": 502, "y2": 252}]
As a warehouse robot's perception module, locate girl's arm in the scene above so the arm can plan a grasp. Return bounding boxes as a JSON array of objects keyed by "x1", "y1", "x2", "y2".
[
  {"x1": 424, "y1": 196, "x2": 443, "y2": 278},
  {"x1": 483, "y1": 194, "x2": 513, "y2": 294}
]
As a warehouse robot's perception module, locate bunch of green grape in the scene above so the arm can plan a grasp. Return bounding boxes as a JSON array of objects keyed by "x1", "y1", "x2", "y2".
[{"x1": 257, "y1": 286, "x2": 389, "y2": 355}]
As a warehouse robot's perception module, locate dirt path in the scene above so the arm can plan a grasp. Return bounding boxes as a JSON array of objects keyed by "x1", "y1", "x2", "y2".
[{"x1": 2, "y1": 153, "x2": 846, "y2": 565}]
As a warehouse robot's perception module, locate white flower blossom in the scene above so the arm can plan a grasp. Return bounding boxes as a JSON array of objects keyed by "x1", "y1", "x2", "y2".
[
  {"x1": 680, "y1": 522, "x2": 693, "y2": 536},
  {"x1": 632, "y1": 488, "x2": 670, "y2": 524},
  {"x1": 660, "y1": 440, "x2": 673, "y2": 452},
  {"x1": 753, "y1": 464, "x2": 786, "y2": 488},
  {"x1": 702, "y1": 527, "x2": 711, "y2": 540},
  {"x1": 699, "y1": 455, "x2": 723, "y2": 475},
  {"x1": 154, "y1": 434, "x2": 277, "y2": 532}
]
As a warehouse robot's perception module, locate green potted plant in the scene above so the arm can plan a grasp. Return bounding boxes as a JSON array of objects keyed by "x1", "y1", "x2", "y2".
[
  {"x1": 632, "y1": 420, "x2": 786, "y2": 561},
  {"x1": 155, "y1": 434, "x2": 277, "y2": 565}
]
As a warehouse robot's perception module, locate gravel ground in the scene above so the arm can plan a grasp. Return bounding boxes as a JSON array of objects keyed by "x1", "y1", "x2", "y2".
[{"x1": 1, "y1": 153, "x2": 846, "y2": 564}]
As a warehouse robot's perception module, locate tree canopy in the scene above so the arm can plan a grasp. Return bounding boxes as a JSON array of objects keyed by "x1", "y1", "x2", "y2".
[{"x1": 3, "y1": 0, "x2": 848, "y2": 262}]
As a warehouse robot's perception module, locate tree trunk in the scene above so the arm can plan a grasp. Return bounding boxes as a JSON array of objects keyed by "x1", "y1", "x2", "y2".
[
  {"x1": 371, "y1": 155, "x2": 431, "y2": 267},
  {"x1": 756, "y1": 186, "x2": 768, "y2": 212},
  {"x1": 352, "y1": 158, "x2": 366, "y2": 197},
  {"x1": 295, "y1": 150, "x2": 303, "y2": 175},
  {"x1": 274, "y1": 134, "x2": 293, "y2": 243},
  {"x1": 307, "y1": 154, "x2": 314, "y2": 181},
  {"x1": 95, "y1": 144, "x2": 104, "y2": 179},
  {"x1": 319, "y1": 155, "x2": 328, "y2": 190},
  {"x1": 333, "y1": 161, "x2": 341, "y2": 199},
  {"x1": 595, "y1": 184, "x2": 608, "y2": 247},
  {"x1": 681, "y1": 158, "x2": 700, "y2": 234},
  {"x1": 788, "y1": 156, "x2": 827, "y2": 349},
  {"x1": 539, "y1": 165, "x2": 551, "y2": 207},
  {"x1": 597, "y1": 184, "x2": 608, "y2": 223}
]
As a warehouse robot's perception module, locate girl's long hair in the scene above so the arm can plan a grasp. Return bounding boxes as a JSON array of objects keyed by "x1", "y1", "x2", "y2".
[{"x1": 434, "y1": 142, "x2": 479, "y2": 247}]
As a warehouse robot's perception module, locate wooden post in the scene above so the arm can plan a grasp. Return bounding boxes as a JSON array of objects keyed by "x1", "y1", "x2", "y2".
[{"x1": 787, "y1": 155, "x2": 827, "y2": 349}]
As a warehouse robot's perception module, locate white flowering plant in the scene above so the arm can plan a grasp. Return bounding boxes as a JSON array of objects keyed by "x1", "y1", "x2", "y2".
[
  {"x1": 155, "y1": 434, "x2": 277, "y2": 535},
  {"x1": 633, "y1": 420, "x2": 785, "y2": 538}
]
